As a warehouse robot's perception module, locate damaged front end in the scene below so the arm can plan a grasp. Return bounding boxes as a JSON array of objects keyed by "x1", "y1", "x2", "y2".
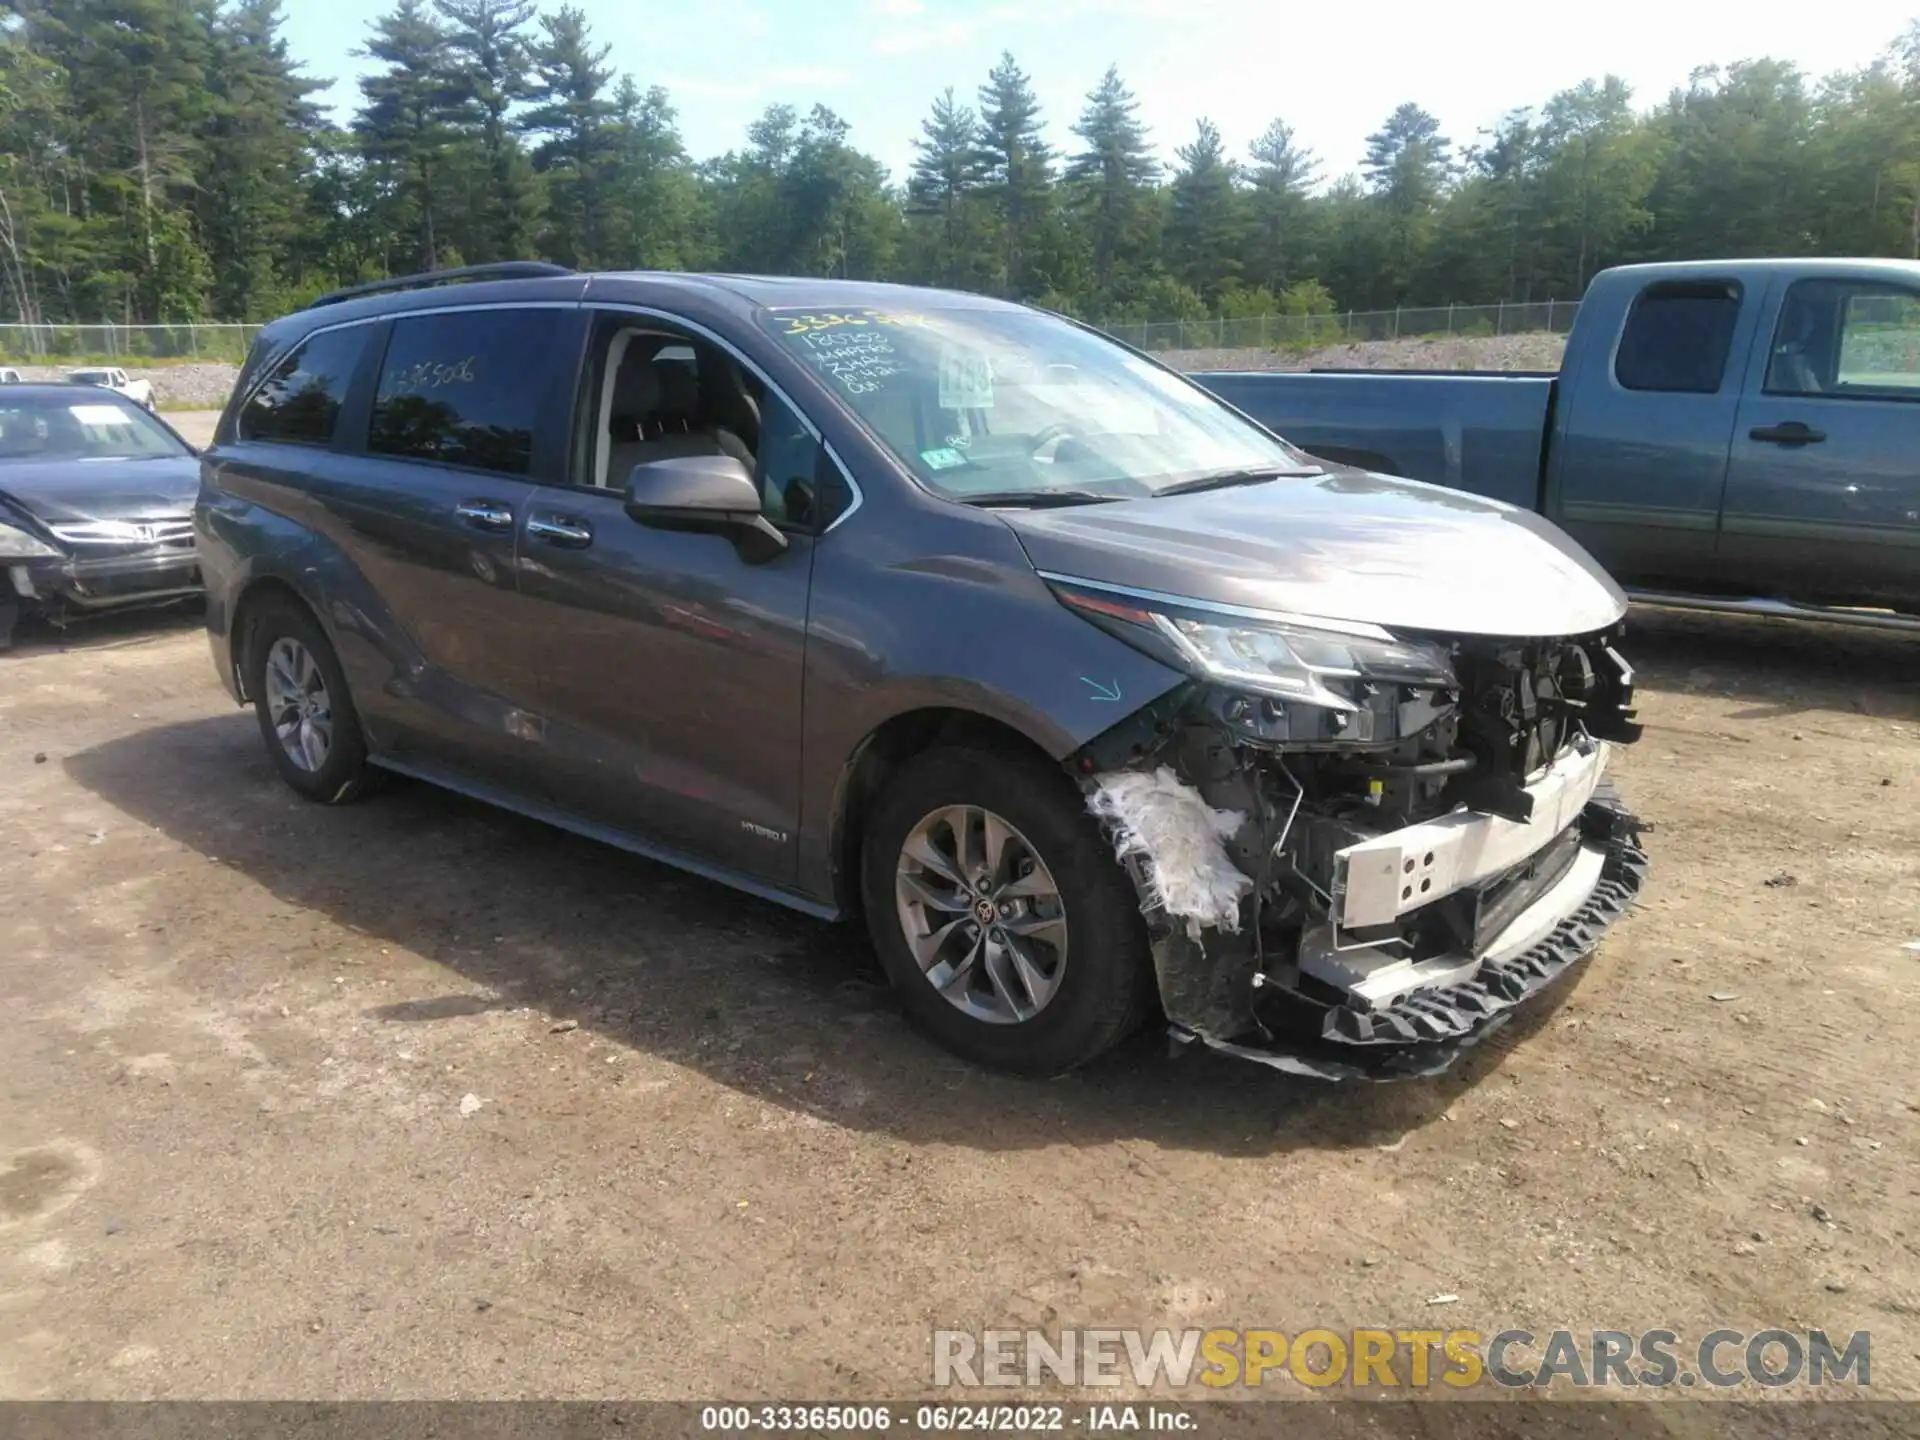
[{"x1": 1057, "y1": 577, "x2": 1648, "y2": 1082}]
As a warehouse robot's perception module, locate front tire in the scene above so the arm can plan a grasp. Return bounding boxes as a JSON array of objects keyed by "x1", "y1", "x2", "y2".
[
  {"x1": 860, "y1": 746, "x2": 1153, "y2": 1075},
  {"x1": 245, "y1": 596, "x2": 379, "y2": 804}
]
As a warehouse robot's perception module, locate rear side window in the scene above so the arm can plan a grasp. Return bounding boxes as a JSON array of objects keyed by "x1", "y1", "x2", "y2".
[
  {"x1": 1615, "y1": 282, "x2": 1742, "y2": 394},
  {"x1": 368, "y1": 309, "x2": 565, "y2": 475},
  {"x1": 238, "y1": 327, "x2": 367, "y2": 444}
]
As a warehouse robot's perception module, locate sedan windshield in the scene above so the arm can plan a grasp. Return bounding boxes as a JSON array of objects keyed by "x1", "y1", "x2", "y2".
[
  {"x1": 0, "y1": 395, "x2": 187, "y2": 461},
  {"x1": 759, "y1": 305, "x2": 1312, "y2": 501}
]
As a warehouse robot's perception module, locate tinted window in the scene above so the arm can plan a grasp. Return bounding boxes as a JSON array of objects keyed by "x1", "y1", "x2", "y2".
[
  {"x1": 239, "y1": 328, "x2": 367, "y2": 444},
  {"x1": 368, "y1": 309, "x2": 564, "y2": 475},
  {"x1": 1615, "y1": 282, "x2": 1741, "y2": 394},
  {"x1": 1766, "y1": 279, "x2": 1920, "y2": 400}
]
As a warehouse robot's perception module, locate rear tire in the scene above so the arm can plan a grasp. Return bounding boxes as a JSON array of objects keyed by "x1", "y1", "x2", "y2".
[
  {"x1": 245, "y1": 596, "x2": 380, "y2": 804},
  {"x1": 859, "y1": 746, "x2": 1153, "y2": 1075}
]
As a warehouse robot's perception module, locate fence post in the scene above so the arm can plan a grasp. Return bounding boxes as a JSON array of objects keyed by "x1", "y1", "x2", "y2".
[
  {"x1": 1392, "y1": 307, "x2": 1401, "y2": 340},
  {"x1": 1547, "y1": 300, "x2": 1558, "y2": 332},
  {"x1": 1343, "y1": 310, "x2": 1351, "y2": 339},
  {"x1": 1447, "y1": 303, "x2": 1455, "y2": 335},
  {"x1": 1497, "y1": 300, "x2": 1505, "y2": 336}
]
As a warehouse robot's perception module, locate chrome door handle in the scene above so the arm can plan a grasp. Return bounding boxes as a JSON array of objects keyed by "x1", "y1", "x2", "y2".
[
  {"x1": 526, "y1": 513, "x2": 594, "y2": 548},
  {"x1": 454, "y1": 500, "x2": 515, "y2": 532}
]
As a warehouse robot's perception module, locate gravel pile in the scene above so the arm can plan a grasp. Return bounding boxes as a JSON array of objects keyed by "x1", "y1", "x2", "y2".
[
  {"x1": 15, "y1": 362, "x2": 242, "y2": 410},
  {"x1": 1164, "y1": 331, "x2": 1568, "y2": 373}
]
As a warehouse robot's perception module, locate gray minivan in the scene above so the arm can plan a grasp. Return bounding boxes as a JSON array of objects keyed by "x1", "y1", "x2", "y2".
[{"x1": 196, "y1": 263, "x2": 1648, "y2": 1080}]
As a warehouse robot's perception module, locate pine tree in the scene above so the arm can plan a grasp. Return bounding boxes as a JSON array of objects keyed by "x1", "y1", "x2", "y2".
[
  {"x1": 1362, "y1": 103, "x2": 1452, "y2": 302},
  {"x1": 199, "y1": 0, "x2": 325, "y2": 320},
  {"x1": 907, "y1": 88, "x2": 988, "y2": 288},
  {"x1": 1166, "y1": 118, "x2": 1242, "y2": 306},
  {"x1": 1245, "y1": 119, "x2": 1319, "y2": 295},
  {"x1": 1066, "y1": 64, "x2": 1159, "y2": 296},
  {"x1": 519, "y1": 4, "x2": 615, "y2": 267},
  {"x1": 356, "y1": 0, "x2": 470, "y2": 272},
  {"x1": 976, "y1": 52, "x2": 1052, "y2": 296},
  {"x1": 435, "y1": 0, "x2": 540, "y2": 262}
]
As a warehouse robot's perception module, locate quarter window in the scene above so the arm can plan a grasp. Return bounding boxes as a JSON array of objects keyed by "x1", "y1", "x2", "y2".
[
  {"x1": 238, "y1": 327, "x2": 367, "y2": 445},
  {"x1": 368, "y1": 309, "x2": 565, "y2": 475},
  {"x1": 1615, "y1": 281, "x2": 1742, "y2": 394},
  {"x1": 1765, "y1": 279, "x2": 1920, "y2": 400}
]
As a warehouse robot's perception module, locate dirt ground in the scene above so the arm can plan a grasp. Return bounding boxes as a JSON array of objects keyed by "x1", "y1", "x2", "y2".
[{"x1": 1, "y1": 594, "x2": 1915, "y2": 1407}]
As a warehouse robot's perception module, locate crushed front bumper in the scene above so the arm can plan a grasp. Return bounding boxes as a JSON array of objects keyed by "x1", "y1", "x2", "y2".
[
  {"x1": 6, "y1": 547, "x2": 202, "y2": 629},
  {"x1": 1151, "y1": 780, "x2": 1647, "y2": 1083}
]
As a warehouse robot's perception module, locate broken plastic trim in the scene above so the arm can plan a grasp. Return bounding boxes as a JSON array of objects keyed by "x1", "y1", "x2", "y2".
[{"x1": 1171, "y1": 791, "x2": 1647, "y2": 1083}]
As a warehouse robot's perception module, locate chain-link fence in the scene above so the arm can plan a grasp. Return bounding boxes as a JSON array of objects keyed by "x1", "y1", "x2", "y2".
[
  {"x1": 0, "y1": 322, "x2": 263, "y2": 364},
  {"x1": 1102, "y1": 300, "x2": 1580, "y2": 353}
]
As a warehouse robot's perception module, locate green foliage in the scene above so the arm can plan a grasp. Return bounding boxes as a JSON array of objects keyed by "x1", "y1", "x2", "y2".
[{"x1": 5, "y1": 12, "x2": 1920, "y2": 334}]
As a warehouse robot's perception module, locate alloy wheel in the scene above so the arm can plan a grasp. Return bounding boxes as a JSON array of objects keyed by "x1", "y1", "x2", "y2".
[
  {"x1": 263, "y1": 636, "x2": 333, "y2": 774},
  {"x1": 894, "y1": 804, "x2": 1068, "y2": 1025}
]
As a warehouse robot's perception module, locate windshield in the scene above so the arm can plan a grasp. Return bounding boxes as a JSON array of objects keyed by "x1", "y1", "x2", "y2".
[
  {"x1": 68, "y1": 370, "x2": 115, "y2": 384},
  {"x1": 759, "y1": 305, "x2": 1310, "y2": 500},
  {"x1": 0, "y1": 395, "x2": 187, "y2": 461}
]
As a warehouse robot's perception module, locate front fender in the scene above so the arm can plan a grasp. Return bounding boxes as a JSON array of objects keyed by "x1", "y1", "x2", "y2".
[{"x1": 794, "y1": 508, "x2": 1186, "y2": 900}]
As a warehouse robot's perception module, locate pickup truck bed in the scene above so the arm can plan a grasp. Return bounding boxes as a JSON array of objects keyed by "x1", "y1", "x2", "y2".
[{"x1": 1196, "y1": 371, "x2": 1556, "y2": 511}]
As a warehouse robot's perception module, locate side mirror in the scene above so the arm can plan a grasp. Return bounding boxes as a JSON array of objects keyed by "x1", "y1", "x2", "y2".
[{"x1": 623, "y1": 452, "x2": 788, "y2": 561}]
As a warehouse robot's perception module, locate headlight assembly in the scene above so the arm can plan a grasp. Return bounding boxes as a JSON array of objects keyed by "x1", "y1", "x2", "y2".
[
  {"x1": 0, "y1": 522, "x2": 60, "y2": 560},
  {"x1": 1151, "y1": 613, "x2": 1454, "y2": 709},
  {"x1": 1052, "y1": 579, "x2": 1455, "y2": 713}
]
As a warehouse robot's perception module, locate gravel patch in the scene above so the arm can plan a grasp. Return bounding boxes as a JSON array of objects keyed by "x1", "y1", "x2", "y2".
[
  {"x1": 14, "y1": 362, "x2": 241, "y2": 411},
  {"x1": 1165, "y1": 332, "x2": 1568, "y2": 373}
]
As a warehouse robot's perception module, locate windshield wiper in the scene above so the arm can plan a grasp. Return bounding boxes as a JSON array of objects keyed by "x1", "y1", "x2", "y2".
[
  {"x1": 955, "y1": 489, "x2": 1121, "y2": 509},
  {"x1": 1155, "y1": 465, "x2": 1324, "y2": 497}
]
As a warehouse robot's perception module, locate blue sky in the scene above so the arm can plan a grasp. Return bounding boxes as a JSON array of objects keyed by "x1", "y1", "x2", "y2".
[{"x1": 283, "y1": 0, "x2": 1920, "y2": 186}]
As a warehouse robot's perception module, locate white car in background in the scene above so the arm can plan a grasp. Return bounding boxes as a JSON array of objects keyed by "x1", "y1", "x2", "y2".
[
  {"x1": 0, "y1": 368, "x2": 22, "y2": 384},
  {"x1": 65, "y1": 366, "x2": 155, "y2": 411}
]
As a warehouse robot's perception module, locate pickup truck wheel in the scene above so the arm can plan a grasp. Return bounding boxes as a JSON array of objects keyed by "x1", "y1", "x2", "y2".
[
  {"x1": 860, "y1": 746, "x2": 1153, "y2": 1075},
  {"x1": 246, "y1": 598, "x2": 379, "y2": 805}
]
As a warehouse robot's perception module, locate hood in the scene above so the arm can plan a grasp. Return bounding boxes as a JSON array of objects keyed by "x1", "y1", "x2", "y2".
[
  {"x1": 999, "y1": 467, "x2": 1628, "y2": 639},
  {"x1": 0, "y1": 456, "x2": 200, "y2": 527}
]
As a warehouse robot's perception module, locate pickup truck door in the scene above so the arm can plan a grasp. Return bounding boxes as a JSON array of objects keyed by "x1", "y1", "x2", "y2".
[
  {"x1": 1720, "y1": 275, "x2": 1920, "y2": 612},
  {"x1": 1548, "y1": 277, "x2": 1759, "y2": 589}
]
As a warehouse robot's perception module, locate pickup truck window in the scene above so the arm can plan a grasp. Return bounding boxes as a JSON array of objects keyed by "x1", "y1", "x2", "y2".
[
  {"x1": 1765, "y1": 279, "x2": 1920, "y2": 400},
  {"x1": 1615, "y1": 281, "x2": 1741, "y2": 394}
]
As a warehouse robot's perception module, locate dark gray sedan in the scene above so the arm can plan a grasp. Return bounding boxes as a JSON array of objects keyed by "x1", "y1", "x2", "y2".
[
  {"x1": 196, "y1": 264, "x2": 1648, "y2": 1080},
  {"x1": 0, "y1": 386, "x2": 201, "y2": 648}
]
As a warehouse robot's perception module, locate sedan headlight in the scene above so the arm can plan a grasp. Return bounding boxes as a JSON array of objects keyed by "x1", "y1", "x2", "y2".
[
  {"x1": 1054, "y1": 581, "x2": 1455, "y2": 712},
  {"x1": 0, "y1": 522, "x2": 60, "y2": 559}
]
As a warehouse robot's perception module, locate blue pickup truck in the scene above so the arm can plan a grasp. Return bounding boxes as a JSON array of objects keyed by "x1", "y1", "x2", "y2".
[{"x1": 1195, "y1": 258, "x2": 1920, "y2": 631}]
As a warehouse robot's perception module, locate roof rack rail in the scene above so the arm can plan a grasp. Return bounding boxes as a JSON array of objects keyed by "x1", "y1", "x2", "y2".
[{"x1": 308, "y1": 261, "x2": 574, "y2": 310}]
